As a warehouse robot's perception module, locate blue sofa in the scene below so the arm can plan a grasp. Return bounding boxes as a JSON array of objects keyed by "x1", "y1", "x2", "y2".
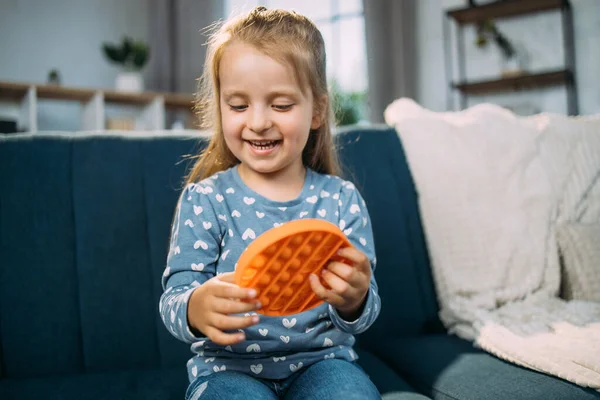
[{"x1": 1, "y1": 126, "x2": 598, "y2": 399}]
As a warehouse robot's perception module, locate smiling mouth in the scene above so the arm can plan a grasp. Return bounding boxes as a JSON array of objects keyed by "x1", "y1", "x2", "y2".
[{"x1": 246, "y1": 140, "x2": 282, "y2": 150}]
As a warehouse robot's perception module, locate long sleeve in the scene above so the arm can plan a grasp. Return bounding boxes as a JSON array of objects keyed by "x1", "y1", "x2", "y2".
[
  {"x1": 159, "y1": 182, "x2": 222, "y2": 344},
  {"x1": 328, "y1": 181, "x2": 381, "y2": 334}
]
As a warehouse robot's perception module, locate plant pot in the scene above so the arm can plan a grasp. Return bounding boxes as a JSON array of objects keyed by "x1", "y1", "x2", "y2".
[
  {"x1": 501, "y1": 52, "x2": 526, "y2": 78},
  {"x1": 115, "y1": 71, "x2": 144, "y2": 93}
]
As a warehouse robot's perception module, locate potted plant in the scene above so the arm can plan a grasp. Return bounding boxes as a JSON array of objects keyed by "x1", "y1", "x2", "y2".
[{"x1": 102, "y1": 36, "x2": 150, "y2": 92}]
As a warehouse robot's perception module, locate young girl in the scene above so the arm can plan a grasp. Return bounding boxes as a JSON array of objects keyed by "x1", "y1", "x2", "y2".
[{"x1": 160, "y1": 7, "x2": 381, "y2": 399}]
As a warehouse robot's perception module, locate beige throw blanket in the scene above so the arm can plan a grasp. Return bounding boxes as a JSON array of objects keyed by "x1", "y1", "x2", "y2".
[{"x1": 384, "y1": 99, "x2": 600, "y2": 389}]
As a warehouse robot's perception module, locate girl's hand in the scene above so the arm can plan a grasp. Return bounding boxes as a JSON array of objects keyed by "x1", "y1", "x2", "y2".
[
  {"x1": 309, "y1": 247, "x2": 371, "y2": 321},
  {"x1": 187, "y1": 272, "x2": 262, "y2": 346}
]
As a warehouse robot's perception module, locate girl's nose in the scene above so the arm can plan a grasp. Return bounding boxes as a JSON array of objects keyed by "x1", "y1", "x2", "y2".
[{"x1": 248, "y1": 107, "x2": 272, "y2": 133}]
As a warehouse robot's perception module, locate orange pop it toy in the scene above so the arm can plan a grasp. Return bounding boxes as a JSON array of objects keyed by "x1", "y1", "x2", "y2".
[{"x1": 234, "y1": 219, "x2": 353, "y2": 317}]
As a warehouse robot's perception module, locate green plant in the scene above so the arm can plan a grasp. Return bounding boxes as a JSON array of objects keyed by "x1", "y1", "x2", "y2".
[
  {"x1": 102, "y1": 36, "x2": 150, "y2": 71},
  {"x1": 330, "y1": 82, "x2": 366, "y2": 126},
  {"x1": 475, "y1": 19, "x2": 515, "y2": 59}
]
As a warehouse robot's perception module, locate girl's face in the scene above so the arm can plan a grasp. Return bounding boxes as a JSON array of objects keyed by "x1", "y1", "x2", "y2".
[{"x1": 219, "y1": 42, "x2": 321, "y2": 179}]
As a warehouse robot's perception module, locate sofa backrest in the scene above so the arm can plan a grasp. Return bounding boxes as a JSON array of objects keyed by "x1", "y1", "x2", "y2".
[{"x1": 0, "y1": 127, "x2": 440, "y2": 379}]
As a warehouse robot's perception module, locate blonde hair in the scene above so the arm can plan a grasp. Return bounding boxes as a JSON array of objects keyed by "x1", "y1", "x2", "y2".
[{"x1": 185, "y1": 6, "x2": 341, "y2": 184}]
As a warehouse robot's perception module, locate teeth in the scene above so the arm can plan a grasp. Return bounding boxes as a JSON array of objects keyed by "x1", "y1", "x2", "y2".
[{"x1": 249, "y1": 140, "x2": 279, "y2": 149}]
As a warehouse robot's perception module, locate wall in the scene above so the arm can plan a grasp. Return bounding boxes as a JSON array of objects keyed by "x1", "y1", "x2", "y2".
[
  {"x1": 0, "y1": 0, "x2": 151, "y2": 130},
  {"x1": 415, "y1": 0, "x2": 600, "y2": 115}
]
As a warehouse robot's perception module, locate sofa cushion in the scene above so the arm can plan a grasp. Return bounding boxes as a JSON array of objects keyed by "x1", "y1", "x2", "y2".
[
  {"x1": 355, "y1": 348, "x2": 431, "y2": 399},
  {"x1": 335, "y1": 127, "x2": 443, "y2": 343},
  {"x1": 0, "y1": 367, "x2": 188, "y2": 400},
  {"x1": 0, "y1": 134, "x2": 83, "y2": 378},
  {"x1": 140, "y1": 136, "x2": 205, "y2": 368},
  {"x1": 373, "y1": 335, "x2": 600, "y2": 400}
]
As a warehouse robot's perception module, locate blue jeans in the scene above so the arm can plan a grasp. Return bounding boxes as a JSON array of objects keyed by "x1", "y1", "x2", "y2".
[{"x1": 185, "y1": 359, "x2": 381, "y2": 400}]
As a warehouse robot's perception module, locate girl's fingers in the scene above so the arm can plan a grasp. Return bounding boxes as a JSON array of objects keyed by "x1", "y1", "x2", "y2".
[
  {"x1": 204, "y1": 325, "x2": 246, "y2": 346},
  {"x1": 336, "y1": 247, "x2": 371, "y2": 273},
  {"x1": 217, "y1": 272, "x2": 236, "y2": 283},
  {"x1": 324, "y1": 261, "x2": 354, "y2": 281},
  {"x1": 213, "y1": 297, "x2": 262, "y2": 315},
  {"x1": 215, "y1": 281, "x2": 258, "y2": 300},
  {"x1": 309, "y1": 274, "x2": 345, "y2": 307},
  {"x1": 321, "y1": 268, "x2": 351, "y2": 295},
  {"x1": 210, "y1": 312, "x2": 259, "y2": 331}
]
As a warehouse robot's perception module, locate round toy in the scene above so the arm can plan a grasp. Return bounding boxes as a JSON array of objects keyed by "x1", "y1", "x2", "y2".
[{"x1": 234, "y1": 219, "x2": 352, "y2": 316}]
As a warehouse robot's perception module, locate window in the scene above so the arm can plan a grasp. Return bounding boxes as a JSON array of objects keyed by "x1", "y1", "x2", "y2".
[{"x1": 224, "y1": 0, "x2": 369, "y2": 124}]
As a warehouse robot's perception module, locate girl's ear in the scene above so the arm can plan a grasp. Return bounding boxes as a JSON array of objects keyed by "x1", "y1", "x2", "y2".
[{"x1": 311, "y1": 95, "x2": 328, "y2": 130}]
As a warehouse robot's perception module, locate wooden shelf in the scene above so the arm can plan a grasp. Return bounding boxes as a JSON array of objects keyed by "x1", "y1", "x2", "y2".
[
  {"x1": 452, "y1": 69, "x2": 571, "y2": 95},
  {"x1": 447, "y1": 0, "x2": 565, "y2": 25},
  {"x1": 0, "y1": 81, "x2": 196, "y2": 131},
  {"x1": 0, "y1": 81, "x2": 195, "y2": 109}
]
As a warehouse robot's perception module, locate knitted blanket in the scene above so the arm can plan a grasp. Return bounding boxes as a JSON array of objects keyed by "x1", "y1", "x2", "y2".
[{"x1": 385, "y1": 99, "x2": 600, "y2": 389}]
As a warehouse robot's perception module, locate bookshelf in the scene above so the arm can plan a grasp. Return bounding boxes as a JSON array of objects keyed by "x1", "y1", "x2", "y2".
[
  {"x1": 443, "y1": 0, "x2": 578, "y2": 115},
  {"x1": 0, "y1": 81, "x2": 196, "y2": 132}
]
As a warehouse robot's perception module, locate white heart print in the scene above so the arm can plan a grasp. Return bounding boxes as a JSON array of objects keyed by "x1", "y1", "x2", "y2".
[
  {"x1": 242, "y1": 228, "x2": 256, "y2": 241},
  {"x1": 203, "y1": 221, "x2": 212, "y2": 230},
  {"x1": 274, "y1": 223, "x2": 283, "y2": 227},
  {"x1": 194, "y1": 205, "x2": 203, "y2": 215},
  {"x1": 317, "y1": 209, "x2": 327, "y2": 217},
  {"x1": 282, "y1": 318, "x2": 297, "y2": 328},
  {"x1": 184, "y1": 219, "x2": 194, "y2": 228},
  {"x1": 290, "y1": 362, "x2": 303, "y2": 372},
  {"x1": 221, "y1": 250, "x2": 230, "y2": 260},
  {"x1": 299, "y1": 211, "x2": 308, "y2": 218},
  {"x1": 173, "y1": 246, "x2": 181, "y2": 255},
  {"x1": 325, "y1": 353, "x2": 335, "y2": 359},
  {"x1": 232, "y1": 210, "x2": 241, "y2": 218},
  {"x1": 259, "y1": 328, "x2": 269, "y2": 336},
  {"x1": 226, "y1": 187, "x2": 235, "y2": 194},
  {"x1": 320, "y1": 190, "x2": 330, "y2": 198},
  {"x1": 350, "y1": 204, "x2": 360, "y2": 214},
  {"x1": 251, "y1": 364, "x2": 263, "y2": 374},
  {"x1": 280, "y1": 335, "x2": 290, "y2": 343},
  {"x1": 339, "y1": 220, "x2": 346, "y2": 230},
  {"x1": 363, "y1": 217, "x2": 367, "y2": 227},
  {"x1": 194, "y1": 240, "x2": 208, "y2": 250},
  {"x1": 191, "y1": 263, "x2": 205, "y2": 271},
  {"x1": 216, "y1": 194, "x2": 224, "y2": 202},
  {"x1": 278, "y1": 207, "x2": 287, "y2": 211},
  {"x1": 229, "y1": 229, "x2": 234, "y2": 237},
  {"x1": 256, "y1": 211, "x2": 265, "y2": 218},
  {"x1": 204, "y1": 357, "x2": 215, "y2": 363},
  {"x1": 343, "y1": 228, "x2": 353, "y2": 236},
  {"x1": 306, "y1": 196, "x2": 318, "y2": 204},
  {"x1": 213, "y1": 365, "x2": 226, "y2": 372},
  {"x1": 305, "y1": 327, "x2": 315, "y2": 333},
  {"x1": 273, "y1": 356, "x2": 286, "y2": 362},
  {"x1": 243, "y1": 197, "x2": 255, "y2": 205},
  {"x1": 246, "y1": 343, "x2": 261, "y2": 352},
  {"x1": 333, "y1": 193, "x2": 340, "y2": 200},
  {"x1": 218, "y1": 214, "x2": 227, "y2": 221},
  {"x1": 191, "y1": 365, "x2": 198, "y2": 377},
  {"x1": 323, "y1": 337, "x2": 333, "y2": 347},
  {"x1": 359, "y1": 237, "x2": 367, "y2": 246}
]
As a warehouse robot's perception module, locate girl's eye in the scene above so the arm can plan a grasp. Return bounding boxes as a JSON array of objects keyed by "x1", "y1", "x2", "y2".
[
  {"x1": 229, "y1": 105, "x2": 247, "y2": 111},
  {"x1": 273, "y1": 104, "x2": 293, "y2": 111}
]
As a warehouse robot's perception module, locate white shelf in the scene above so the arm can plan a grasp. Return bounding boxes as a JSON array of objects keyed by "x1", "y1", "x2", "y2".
[{"x1": 0, "y1": 81, "x2": 195, "y2": 132}]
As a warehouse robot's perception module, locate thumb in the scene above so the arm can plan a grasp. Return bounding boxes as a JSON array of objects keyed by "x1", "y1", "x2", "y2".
[{"x1": 217, "y1": 271, "x2": 236, "y2": 284}]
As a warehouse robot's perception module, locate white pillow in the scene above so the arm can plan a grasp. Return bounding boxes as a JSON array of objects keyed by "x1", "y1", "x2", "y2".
[{"x1": 556, "y1": 223, "x2": 600, "y2": 302}]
